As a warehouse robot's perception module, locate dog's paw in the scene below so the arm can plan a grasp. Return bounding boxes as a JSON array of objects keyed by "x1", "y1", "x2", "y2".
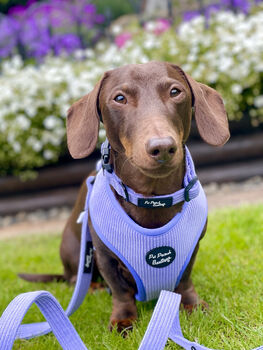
[
  {"x1": 69, "y1": 275, "x2": 77, "y2": 284},
  {"x1": 89, "y1": 281, "x2": 107, "y2": 293},
  {"x1": 182, "y1": 299, "x2": 209, "y2": 313},
  {"x1": 109, "y1": 317, "x2": 136, "y2": 337}
]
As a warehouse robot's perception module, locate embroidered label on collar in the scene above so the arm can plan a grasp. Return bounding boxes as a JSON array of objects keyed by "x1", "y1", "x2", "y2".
[
  {"x1": 83, "y1": 241, "x2": 93, "y2": 273},
  {"x1": 146, "y1": 246, "x2": 176, "y2": 268},
  {"x1": 138, "y1": 197, "x2": 173, "y2": 208}
]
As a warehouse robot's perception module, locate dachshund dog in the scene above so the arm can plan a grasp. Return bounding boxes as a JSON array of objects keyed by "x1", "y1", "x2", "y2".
[{"x1": 20, "y1": 61, "x2": 229, "y2": 332}]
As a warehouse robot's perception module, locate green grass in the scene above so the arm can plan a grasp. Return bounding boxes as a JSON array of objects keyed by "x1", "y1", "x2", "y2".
[{"x1": 1, "y1": 204, "x2": 263, "y2": 349}]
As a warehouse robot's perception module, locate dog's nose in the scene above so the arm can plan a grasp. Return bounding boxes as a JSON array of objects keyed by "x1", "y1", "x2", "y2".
[{"x1": 145, "y1": 137, "x2": 177, "y2": 163}]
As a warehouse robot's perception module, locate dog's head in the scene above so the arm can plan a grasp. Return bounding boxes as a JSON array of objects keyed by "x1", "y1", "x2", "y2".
[{"x1": 67, "y1": 61, "x2": 229, "y2": 178}]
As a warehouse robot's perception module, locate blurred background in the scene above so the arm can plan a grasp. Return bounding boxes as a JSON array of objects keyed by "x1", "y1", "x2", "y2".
[{"x1": 0, "y1": 0, "x2": 262, "y2": 231}]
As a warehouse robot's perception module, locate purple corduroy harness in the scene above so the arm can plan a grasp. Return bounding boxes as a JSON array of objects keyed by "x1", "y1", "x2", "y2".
[
  {"x1": 1, "y1": 146, "x2": 263, "y2": 350},
  {"x1": 89, "y1": 146, "x2": 207, "y2": 301}
]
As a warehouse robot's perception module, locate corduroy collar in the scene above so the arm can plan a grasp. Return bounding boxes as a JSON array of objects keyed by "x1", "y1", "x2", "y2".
[{"x1": 99, "y1": 141, "x2": 199, "y2": 208}]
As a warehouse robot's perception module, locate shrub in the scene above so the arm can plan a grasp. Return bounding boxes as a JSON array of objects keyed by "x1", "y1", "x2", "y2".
[{"x1": 0, "y1": 9, "x2": 263, "y2": 177}]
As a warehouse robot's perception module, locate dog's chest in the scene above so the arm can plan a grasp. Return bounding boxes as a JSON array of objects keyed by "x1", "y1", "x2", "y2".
[{"x1": 88, "y1": 169, "x2": 208, "y2": 301}]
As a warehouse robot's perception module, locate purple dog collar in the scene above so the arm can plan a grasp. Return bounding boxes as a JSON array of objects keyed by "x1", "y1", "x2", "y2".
[{"x1": 103, "y1": 144, "x2": 200, "y2": 208}]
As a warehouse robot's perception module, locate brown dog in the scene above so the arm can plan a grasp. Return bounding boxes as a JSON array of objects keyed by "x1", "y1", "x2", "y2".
[{"x1": 20, "y1": 61, "x2": 229, "y2": 332}]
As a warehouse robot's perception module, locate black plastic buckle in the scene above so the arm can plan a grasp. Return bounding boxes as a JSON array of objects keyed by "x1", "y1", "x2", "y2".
[
  {"x1": 184, "y1": 176, "x2": 198, "y2": 202},
  {"x1": 121, "y1": 182, "x2": 130, "y2": 202},
  {"x1": 101, "y1": 139, "x2": 113, "y2": 173}
]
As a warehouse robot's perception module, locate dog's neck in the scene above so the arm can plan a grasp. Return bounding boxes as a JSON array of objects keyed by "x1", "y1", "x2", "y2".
[{"x1": 110, "y1": 149, "x2": 185, "y2": 229}]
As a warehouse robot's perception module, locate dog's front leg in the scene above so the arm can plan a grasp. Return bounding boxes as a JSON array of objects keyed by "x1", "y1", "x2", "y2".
[
  {"x1": 174, "y1": 220, "x2": 208, "y2": 311},
  {"x1": 89, "y1": 219, "x2": 138, "y2": 333}
]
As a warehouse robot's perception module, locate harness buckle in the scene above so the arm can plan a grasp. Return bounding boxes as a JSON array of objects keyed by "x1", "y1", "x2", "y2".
[
  {"x1": 184, "y1": 176, "x2": 198, "y2": 202},
  {"x1": 121, "y1": 182, "x2": 130, "y2": 202},
  {"x1": 101, "y1": 139, "x2": 113, "y2": 173},
  {"x1": 76, "y1": 211, "x2": 85, "y2": 224}
]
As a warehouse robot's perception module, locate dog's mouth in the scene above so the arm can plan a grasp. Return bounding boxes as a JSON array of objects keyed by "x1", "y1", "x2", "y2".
[
  {"x1": 130, "y1": 158, "x2": 180, "y2": 179},
  {"x1": 139, "y1": 164, "x2": 177, "y2": 178},
  {"x1": 123, "y1": 142, "x2": 184, "y2": 179}
]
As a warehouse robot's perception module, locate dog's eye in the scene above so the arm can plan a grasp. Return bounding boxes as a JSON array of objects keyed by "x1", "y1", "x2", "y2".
[
  {"x1": 170, "y1": 88, "x2": 181, "y2": 97},
  {"x1": 114, "y1": 94, "x2": 127, "y2": 104}
]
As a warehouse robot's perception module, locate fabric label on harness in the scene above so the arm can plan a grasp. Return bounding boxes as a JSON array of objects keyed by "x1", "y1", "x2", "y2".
[
  {"x1": 83, "y1": 241, "x2": 93, "y2": 273},
  {"x1": 146, "y1": 246, "x2": 176, "y2": 268},
  {"x1": 138, "y1": 197, "x2": 173, "y2": 208}
]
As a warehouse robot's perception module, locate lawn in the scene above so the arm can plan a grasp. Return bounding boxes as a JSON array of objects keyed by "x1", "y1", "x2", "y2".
[{"x1": 0, "y1": 204, "x2": 263, "y2": 350}]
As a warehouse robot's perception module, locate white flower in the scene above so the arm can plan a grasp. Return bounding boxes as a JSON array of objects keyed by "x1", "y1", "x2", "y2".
[
  {"x1": 25, "y1": 106, "x2": 36, "y2": 118},
  {"x1": 99, "y1": 128, "x2": 106, "y2": 140},
  {"x1": 111, "y1": 25, "x2": 122, "y2": 35},
  {"x1": 84, "y1": 49, "x2": 95, "y2": 58},
  {"x1": 97, "y1": 42, "x2": 106, "y2": 51},
  {"x1": 218, "y1": 57, "x2": 233, "y2": 72},
  {"x1": 144, "y1": 37, "x2": 156, "y2": 50},
  {"x1": 13, "y1": 141, "x2": 21, "y2": 153},
  {"x1": 145, "y1": 21, "x2": 156, "y2": 32},
  {"x1": 43, "y1": 115, "x2": 60, "y2": 129},
  {"x1": 32, "y1": 140, "x2": 43, "y2": 152},
  {"x1": 207, "y1": 72, "x2": 218, "y2": 83},
  {"x1": 254, "y1": 95, "x2": 263, "y2": 108},
  {"x1": 16, "y1": 114, "x2": 31, "y2": 130},
  {"x1": 74, "y1": 50, "x2": 84, "y2": 60},
  {"x1": 231, "y1": 84, "x2": 243, "y2": 94},
  {"x1": 43, "y1": 149, "x2": 55, "y2": 160}
]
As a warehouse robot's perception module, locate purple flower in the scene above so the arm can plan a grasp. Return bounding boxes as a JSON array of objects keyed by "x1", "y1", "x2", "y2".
[
  {"x1": 52, "y1": 33, "x2": 82, "y2": 55},
  {"x1": 84, "y1": 3, "x2": 96, "y2": 15},
  {"x1": 0, "y1": 16, "x2": 21, "y2": 57},
  {"x1": 95, "y1": 14, "x2": 105, "y2": 24},
  {"x1": 0, "y1": 0, "x2": 105, "y2": 60},
  {"x1": 205, "y1": 3, "x2": 221, "y2": 17},
  {"x1": 8, "y1": 0, "x2": 37, "y2": 16},
  {"x1": 183, "y1": 10, "x2": 201, "y2": 22},
  {"x1": 220, "y1": 0, "x2": 251, "y2": 13},
  {"x1": 8, "y1": 5, "x2": 27, "y2": 17}
]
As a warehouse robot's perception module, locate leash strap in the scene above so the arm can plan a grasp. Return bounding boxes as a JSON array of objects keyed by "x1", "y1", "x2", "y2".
[
  {"x1": 141, "y1": 290, "x2": 263, "y2": 350},
  {"x1": 0, "y1": 291, "x2": 87, "y2": 350},
  {"x1": 139, "y1": 290, "x2": 214, "y2": 350},
  {"x1": 2, "y1": 289, "x2": 263, "y2": 350},
  {"x1": 12, "y1": 176, "x2": 95, "y2": 340}
]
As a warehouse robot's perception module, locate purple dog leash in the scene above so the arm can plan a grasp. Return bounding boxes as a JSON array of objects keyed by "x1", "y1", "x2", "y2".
[
  {"x1": 9, "y1": 176, "x2": 95, "y2": 340},
  {"x1": 2, "y1": 289, "x2": 263, "y2": 350},
  {"x1": 139, "y1": 290, "x2": 263, "y2": 350},
  {"x1": 0, "y1": 291, "x2": 87, "y2": 350}
]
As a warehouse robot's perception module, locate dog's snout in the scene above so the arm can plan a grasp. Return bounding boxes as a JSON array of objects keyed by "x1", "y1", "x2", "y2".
[{"x1": 145, "y1": 137, "x2": 177, "y2": 162}]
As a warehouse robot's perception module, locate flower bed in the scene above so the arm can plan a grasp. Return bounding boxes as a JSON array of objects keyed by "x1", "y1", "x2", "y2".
[
  {"x1": 0, "y1": 8, "x2": 263, "y2": 176},
  {"x1": 0, "y1": 0, "x2": 104, "y2": 60}
]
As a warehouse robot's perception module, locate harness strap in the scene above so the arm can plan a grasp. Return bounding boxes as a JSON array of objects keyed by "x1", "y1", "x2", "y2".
[{"x1": 12, "y1": 176, "x2": 95, "y2": 340}]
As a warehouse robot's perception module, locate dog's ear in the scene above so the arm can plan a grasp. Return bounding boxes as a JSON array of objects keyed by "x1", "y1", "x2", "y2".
[
  {"x1": 66, "y1": 75, "x2": 106, "y2": 159},
  {"x1": 170, "y1": 64, "x2": 230, "y2": 146},
  {"x1": 184, "y1": 72, "x2": 230, "y2": 146}
]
